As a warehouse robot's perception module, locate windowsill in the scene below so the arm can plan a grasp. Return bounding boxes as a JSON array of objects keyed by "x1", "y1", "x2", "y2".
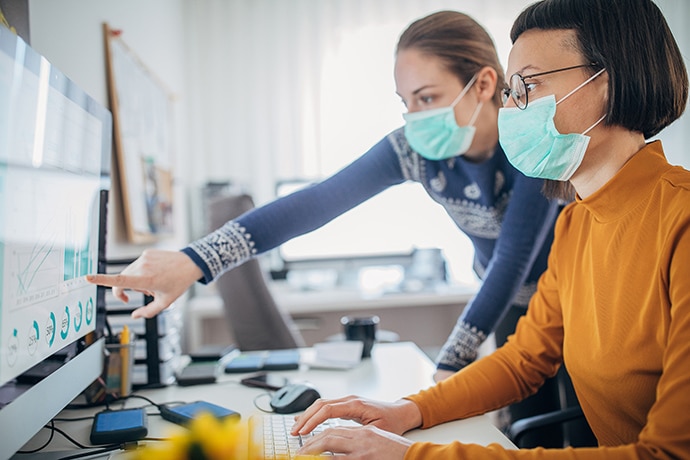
[
  {"x1": 186, "y1": 280, "x2": 477, "y2": 351},
  {"x1": 277, "y1": 279, "x2": 475, "y2": 313},
  {"x1": 190, "y1": 279, "x2": 477, "y2": 316}
]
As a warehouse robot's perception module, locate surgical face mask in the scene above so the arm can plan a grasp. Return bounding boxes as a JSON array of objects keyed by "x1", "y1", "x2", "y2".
[
  {"x1": 403, "y1": 74, "x2": 482, "y2": 161},
  {"x1": 497, "y1": 68, "x2": 606, "y2": 181}
]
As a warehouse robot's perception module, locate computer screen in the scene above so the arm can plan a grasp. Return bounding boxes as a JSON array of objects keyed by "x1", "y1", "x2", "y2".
[{"x1": 0, "y1": 25, "x2": 111, "y2": 458}]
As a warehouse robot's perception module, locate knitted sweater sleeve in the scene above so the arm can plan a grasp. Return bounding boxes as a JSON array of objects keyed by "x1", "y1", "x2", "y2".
[
  {"x1": 436, "y1": 172, "x2": 560, "y2": 371},
  {"x1": 181, "y1": 135, "x2": 405, "y2": 283}
]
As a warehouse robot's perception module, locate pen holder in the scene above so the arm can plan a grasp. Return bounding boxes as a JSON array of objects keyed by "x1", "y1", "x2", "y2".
[{"x1": 104, "y1": 335, "x2": 135, "y2": 398}]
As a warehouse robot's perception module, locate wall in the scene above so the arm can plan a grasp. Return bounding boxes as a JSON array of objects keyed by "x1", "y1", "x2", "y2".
[
  {"x1": 28, "y1": 0, "x2": 192, "y2": 259},
  {"x1": 653, "y1": 0, "x2": 690, "y2": 168}
]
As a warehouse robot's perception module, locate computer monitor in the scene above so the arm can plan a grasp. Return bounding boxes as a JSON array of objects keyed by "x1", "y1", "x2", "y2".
[{"x1": 0, "y1": 25, "x2": 111, "y2": 458}]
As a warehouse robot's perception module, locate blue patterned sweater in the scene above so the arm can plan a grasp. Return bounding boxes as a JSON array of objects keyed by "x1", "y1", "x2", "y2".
[{"x1": 182, "y1": 127, "x2": 561, "y2": 371}]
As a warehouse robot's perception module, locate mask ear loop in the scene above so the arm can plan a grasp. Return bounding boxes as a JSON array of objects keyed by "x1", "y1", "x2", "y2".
[
  {"x1": 582, "y1": 114, "x2": 606, "y2": 135},
  {"x1": 468, "y1": 101, "x2": 484, "y2": 127},
  {"x1": 450, "y1": 73, "x2": 479, "y2": 107},
  {"x1": 556, "y1": 68, "x2": 606, "y2": 105},
  {"x1": 554, "y1": 68, "x2": 607, "y2": 135}
]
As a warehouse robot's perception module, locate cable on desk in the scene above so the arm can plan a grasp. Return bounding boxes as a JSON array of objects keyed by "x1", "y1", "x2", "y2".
[
  {"x1": 53, "y1": 415, "x2": 98, "y2": 422},
  {"x1": 16, "y1": 421, "x2": 111, "y2": 456},
  {"x1": 253, "y1": 392, "x2": 275, "y2": 413},
  {"x1": 49, "y1": 424, "x2": 92, "y2": 449},
  {"x1": 16, "y1": 420, "x2": 56, "y2": 454},
  {"x1": 121, "y1": 393, "x2": 163, "y2": 409},
  {"x1": 18, "y1": 393, "x2": 183, "y2": 456},
  {"x1": 21, "y1": 392, "x2": 229, "y2": 455},
  {"x1": 55, "y1": 443, "x2": 128, "y2": 460}
]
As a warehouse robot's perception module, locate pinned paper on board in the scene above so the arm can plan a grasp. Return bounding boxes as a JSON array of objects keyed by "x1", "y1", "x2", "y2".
[{"x1": 103, "y1": 22, "x2": 176, "y2": 243}]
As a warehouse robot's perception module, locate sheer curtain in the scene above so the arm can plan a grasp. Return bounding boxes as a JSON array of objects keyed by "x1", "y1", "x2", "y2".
[{"x1": 183, "y1": 0, "x2": 534, "y2": 194}]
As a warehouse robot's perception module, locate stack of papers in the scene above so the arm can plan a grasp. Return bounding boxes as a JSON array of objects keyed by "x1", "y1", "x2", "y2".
[{"x1": 303, "y1": 341, "x2": 364, "y2": 370}]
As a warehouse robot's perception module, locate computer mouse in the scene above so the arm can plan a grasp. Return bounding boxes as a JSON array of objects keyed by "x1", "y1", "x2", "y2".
[{"x1": 269, "y1": 383, "x2": 321, "y2": 414}]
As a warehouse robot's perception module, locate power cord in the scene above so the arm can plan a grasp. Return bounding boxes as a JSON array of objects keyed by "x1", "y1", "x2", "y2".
[
  {"x1": 17, "y1": 392, "x2": 185, "y2": 455},
  {"x1": 47, "y1": 424, "x2": 91, "y2": 449},
  {"x1": 16, "y1": 420, "x2": 121, "y2": 458},
  {"x1": 55, "y1": 443, "x2": 124, "y2": 460},
  {"x1": 16, "y1": 420, "x2": 56, "y2": 454}
]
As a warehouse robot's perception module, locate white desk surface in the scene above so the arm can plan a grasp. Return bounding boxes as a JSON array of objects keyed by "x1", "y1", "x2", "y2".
[{"x1": 17, "y1": 342, "x2": 514, "y2": 457}]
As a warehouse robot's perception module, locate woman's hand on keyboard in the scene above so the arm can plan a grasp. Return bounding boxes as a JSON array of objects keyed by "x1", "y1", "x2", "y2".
[
  {"x1": 86, "y1": 249, "x2": 203, "y2": 319},
  {"x1": 291, "y1": 395, "x2": 422, "y2": 437},
  {"x1": 297, "y1": 424, "x2": 412, "y2": 459}
]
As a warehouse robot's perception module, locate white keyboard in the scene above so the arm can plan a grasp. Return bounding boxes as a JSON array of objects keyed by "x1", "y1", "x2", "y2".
[{"x1": 252, "y1": 414, "x2": 340, "y2": 459}]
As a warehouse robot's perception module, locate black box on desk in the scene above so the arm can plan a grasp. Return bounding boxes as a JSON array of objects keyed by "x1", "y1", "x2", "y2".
[{"x1": 105, "y1": 291, "x2": 182, "y2": 388}]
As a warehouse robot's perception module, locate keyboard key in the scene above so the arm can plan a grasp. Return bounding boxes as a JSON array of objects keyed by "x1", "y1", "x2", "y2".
[{"x1": 254, "y1": 414, "x2": 338, "y2": 458}]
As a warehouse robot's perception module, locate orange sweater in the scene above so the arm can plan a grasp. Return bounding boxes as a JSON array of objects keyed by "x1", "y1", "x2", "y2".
[{"x1": 406, "y1": 141, "x2": 690, "y2": 459}]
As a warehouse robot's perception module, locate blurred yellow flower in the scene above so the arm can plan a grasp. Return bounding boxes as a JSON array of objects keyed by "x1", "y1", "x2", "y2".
[{"x1": 134, "y1": 412, "x2": 317, "y2": 460}]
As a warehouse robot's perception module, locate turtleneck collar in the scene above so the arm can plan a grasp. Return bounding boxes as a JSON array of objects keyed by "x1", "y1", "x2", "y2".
[{"x1": 575, "y1": 140, "x2": 672, "y2": 223}]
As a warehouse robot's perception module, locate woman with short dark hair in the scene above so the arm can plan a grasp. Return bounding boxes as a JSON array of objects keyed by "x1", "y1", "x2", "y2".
[{"x1": 292, "y1": 1, "x2": 690, "y2": 457}]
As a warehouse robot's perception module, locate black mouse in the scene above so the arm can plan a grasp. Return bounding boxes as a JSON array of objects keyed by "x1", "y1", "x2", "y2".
[{"x1": 269, "y1": 383, "x2": 321, "y2": 414}]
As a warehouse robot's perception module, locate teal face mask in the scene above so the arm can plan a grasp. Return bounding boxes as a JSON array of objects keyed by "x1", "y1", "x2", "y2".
[
  {"x1": 403, "y1": 74, "x2": 481, "y2": 161},
  {"x1": 497, "y1": 68, "x2": 606, "y2": 181}
]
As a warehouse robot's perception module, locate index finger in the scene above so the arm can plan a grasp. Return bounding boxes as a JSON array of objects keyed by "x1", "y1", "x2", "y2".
[
  {"x1": 86, "y1": 273, "x2": 150, "y2": 291},
  {"x1": 291, "y1": 396, "x2": 357, "y2": 435},
  {"x1": 298, "y1": 427, "x2": 357, "y2": 456}
]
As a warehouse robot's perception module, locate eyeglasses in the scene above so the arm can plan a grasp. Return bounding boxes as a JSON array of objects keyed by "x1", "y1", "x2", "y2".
[{"x1": 502, "y1": 64, "x2": 598, "y2": 110}]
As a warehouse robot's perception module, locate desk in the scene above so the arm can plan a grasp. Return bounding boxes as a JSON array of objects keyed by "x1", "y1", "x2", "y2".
[{"x1": 15, "y1": 342, "x2": 514, "y2": 458}]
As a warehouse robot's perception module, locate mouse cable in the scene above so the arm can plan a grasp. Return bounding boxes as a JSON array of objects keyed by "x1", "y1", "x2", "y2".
[{"x1": 253, "y1": 392, "x2": 275, "y2": 413}]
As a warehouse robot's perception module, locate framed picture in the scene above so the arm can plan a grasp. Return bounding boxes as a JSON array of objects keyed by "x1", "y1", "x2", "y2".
[{"x1": 103, "y1": 22, "x2": 175, "y2": 243}]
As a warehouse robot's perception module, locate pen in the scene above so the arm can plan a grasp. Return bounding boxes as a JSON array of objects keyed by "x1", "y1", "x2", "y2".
[{"x1": 120, "y1": 324, "x2": 130, "y2": 397}]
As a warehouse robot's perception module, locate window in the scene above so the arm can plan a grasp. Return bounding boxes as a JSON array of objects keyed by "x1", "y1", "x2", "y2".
[{"x1": 281, "y1": 24, "x2": 478, "y2": 287}]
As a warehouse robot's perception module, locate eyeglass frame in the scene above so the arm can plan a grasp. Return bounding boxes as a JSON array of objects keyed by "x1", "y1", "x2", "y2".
[{"x1": 502, "y1": 63, "x2": 599, "y2": 110}]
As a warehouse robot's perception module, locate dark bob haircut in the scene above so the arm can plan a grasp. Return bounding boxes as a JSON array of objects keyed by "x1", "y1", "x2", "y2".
[{"x1": 511, "y1": 0, "x2": 688, "y2": 139}]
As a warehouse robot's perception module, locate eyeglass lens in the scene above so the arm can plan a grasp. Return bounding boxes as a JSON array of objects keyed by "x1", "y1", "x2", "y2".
[{"x1": 509, "y1": 74, "x2": 527, "y2": 109}]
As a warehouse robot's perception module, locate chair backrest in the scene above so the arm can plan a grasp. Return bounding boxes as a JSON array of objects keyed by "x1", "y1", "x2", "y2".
[{"x1": 207, "y1": 193, "x2": 306, "y2": 351}]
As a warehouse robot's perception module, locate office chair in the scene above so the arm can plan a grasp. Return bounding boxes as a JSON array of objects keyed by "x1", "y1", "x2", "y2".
[
  {"x1": 207, "y1": 193, "x2": 306, "y2": 351},
  {"x1": 508, "y1": 406, "x2": 593, "y2": 447},
  {"x1": 507, "y1": 368, "x2": 598, "y2": 448}
]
